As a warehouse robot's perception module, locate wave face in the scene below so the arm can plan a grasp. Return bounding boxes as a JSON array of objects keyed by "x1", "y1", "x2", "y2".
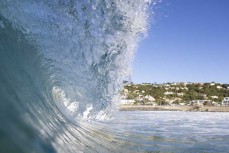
[{"x1": 0, "y1": 0, "x2": 152, "y2": 152}]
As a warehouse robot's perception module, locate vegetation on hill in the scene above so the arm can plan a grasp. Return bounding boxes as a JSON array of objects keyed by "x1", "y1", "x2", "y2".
[{"x1": 122, "y1": 82, "x2": 229, "y2": 105}]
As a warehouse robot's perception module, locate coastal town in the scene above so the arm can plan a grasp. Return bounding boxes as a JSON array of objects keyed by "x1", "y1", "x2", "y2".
[{"x1": 121, "y1": 82, "x2": 229, "y2": 110}]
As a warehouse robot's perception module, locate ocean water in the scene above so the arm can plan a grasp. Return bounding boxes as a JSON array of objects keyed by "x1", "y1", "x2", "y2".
[
  {"x1": 1, "y1": 0, "x2": 229, "y2": 153},
  {"x1": 103, "y1": 111, "x2": 229, "y2": 153}
]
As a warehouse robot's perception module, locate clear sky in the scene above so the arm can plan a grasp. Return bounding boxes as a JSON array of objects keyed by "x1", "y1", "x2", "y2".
[{"x1": 132, "y1": 0, "x2": 229, "y2": 84}]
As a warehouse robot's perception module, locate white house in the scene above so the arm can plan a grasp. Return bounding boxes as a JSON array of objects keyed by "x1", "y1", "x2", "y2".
[
  {"x1": 199, "y1": 94, "x2": 207, "y2": 97},
  {"x1": 164, "y1": 91, "x2": 174, "y2": 95},
  {"x1": 121, "y1": 99, "x2": 135, "y2": 105},
  {"x1": 145, "y1": 95, "x2": 155, "y2": 102},
  {"x1": 184, "y1": 87, "x2": 189, "y2": 90},
  {"x1": 222, "y1": 97, "x2": 229, "y2": 106},
  {"x1": 133, "y1": 90, "x2": 140, "y2": 93},
  {"x1": 195, "y1": 100, "x2": 205, "y2": 106},
  {"x1": 177, "y1": 92, "x2": 184, "y2": 96},
  {"x1": 123, "y1": 89, "x2": 129, "y2": 93},
  {"x1": 217, "y1": 86, "x2": 222, "y2": 89},
  {"x1": 210, "y1": 96, "x2": 218, "y2": 99},
  {"x1": 210, "y1": 83, "x2": 215, "y2": 86}
]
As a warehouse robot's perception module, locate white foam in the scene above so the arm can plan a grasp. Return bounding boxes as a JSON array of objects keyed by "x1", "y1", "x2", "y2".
[
  {"x1": 52, "y1": 87, "x2": 79, "y2": 120},
  {"x1": 82, "y1": 105, "x2": 93, "y2": 120}
]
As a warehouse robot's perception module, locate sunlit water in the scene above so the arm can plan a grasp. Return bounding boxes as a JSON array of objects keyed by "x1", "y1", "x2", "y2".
[{"x1": 96, "y1": 111, "x2": 229, "y2": 153}]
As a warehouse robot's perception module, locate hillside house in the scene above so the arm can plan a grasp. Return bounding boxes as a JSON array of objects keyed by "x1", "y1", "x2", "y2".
[
  {"x1": 217, "y1": 86, "x2": 222, "y2": 89},
  {"x1": 123, "y1": 89, "x2": 128, "y2": 93},
  {"x1": 210, "y1": 96, "x2": 218, "y2": 99},
  {"x1": 121, "y1": 99, "x2": 135, "y2": 105},
  {"x1": 145, "y1": 95, "x2": 155, "y2": 102},
  {"x1": 164, "y1": 91, "x2": 174, "y2": 95},
  {"x1": 177, "y1": 92, "x2": 184, "y2": 96},
  {"x1": 222, "y1": 97, "x2": 229, "y2": 106},
  {"x1": 199, "y1": 94, "x2": 207, "y2": 97}
]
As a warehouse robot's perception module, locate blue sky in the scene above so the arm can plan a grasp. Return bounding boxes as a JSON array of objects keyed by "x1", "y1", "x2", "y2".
[{"x1": 132, "y1": 0, "x2": 229, "y2": 84}]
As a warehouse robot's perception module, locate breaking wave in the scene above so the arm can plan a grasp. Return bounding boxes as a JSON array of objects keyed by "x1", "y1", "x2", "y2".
[{"x1": 0, "y1": 0, "x2": 153, "y2": 152}]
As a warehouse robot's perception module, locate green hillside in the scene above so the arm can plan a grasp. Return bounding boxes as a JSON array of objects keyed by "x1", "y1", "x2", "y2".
[{"x1": 122, "y1": 82, "x2": 229, "y2": 105}]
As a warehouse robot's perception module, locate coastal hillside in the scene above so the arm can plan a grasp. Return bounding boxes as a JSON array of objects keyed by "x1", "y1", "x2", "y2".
[{"x1": 122, "y1": 82, "x2": 229, "y2": 106}]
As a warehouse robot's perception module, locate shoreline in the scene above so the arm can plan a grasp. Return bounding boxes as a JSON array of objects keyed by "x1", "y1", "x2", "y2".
[{"x1": 120, "y1": 105, "x2": 229, "y2": 112}]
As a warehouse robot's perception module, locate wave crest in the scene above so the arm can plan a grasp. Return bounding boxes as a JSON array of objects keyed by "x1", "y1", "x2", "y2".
[{"x1": 0, "y1": 0, "x2": 152, "y2": 120}]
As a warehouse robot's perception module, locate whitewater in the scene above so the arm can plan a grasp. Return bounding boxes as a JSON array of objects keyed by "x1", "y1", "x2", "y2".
[{"x1": 1, "y1": 0, "x2": 229, "y2": 153}]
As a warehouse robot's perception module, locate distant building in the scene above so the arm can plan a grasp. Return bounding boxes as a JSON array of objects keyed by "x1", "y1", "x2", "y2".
[
  {"x1": 184, "y1": 87, "x2": 189, "y2": 90},
  {"x1": 217, "y1": 86, "x2": 222, "y2": 89},
  {"x1": 191, "y1": 100, "x2": 205, "y2": 106},
  {"x1": 121, "y1": 99, "x2": 135, "y2": 105},
  {"x1": 179, "y1": 103, "x2": 186, "y2": 106},
  {"x1": 177, "y1": 92, "x2": 184, "y2": 96},
  {"x1": 133, "y1": 90, "x2": 140, "y2": 93},
  {"x1": 144, "y1": 95, "x2": 155, "y2": 102},
  {"x1": 123, "y1": 89, "x2": 128, "y2": 93},
  {"x1": 212, "y1": 102, "x2": 220, "y2": 106},
  {"x1": 135, "y1": 95, "x2": 144, "y2": 102},
  {"x1": 190, "y1": 100, "x2": 212, "y2": 106},
  {"x1": 222, "y1": 97, "x2": 229, "y2": 106},
  {"x1": 164, "y1": 91, "x2": 174, "y2": 95},
  {"x1": 199, "y1": 94, "x2": 207, "y2": 97},
  {"x1": 211, "y1": 96, "x2": 218, "y2": 99}
]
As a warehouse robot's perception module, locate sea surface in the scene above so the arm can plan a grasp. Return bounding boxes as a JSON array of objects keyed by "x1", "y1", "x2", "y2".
[{"x1": 101, "y1": 111, "x2": 229, "y2": 153}]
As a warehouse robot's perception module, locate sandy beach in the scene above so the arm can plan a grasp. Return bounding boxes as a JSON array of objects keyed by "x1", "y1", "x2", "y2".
[{"x1": 120, "y1": 105, "x2": 229, "y2": 112}]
